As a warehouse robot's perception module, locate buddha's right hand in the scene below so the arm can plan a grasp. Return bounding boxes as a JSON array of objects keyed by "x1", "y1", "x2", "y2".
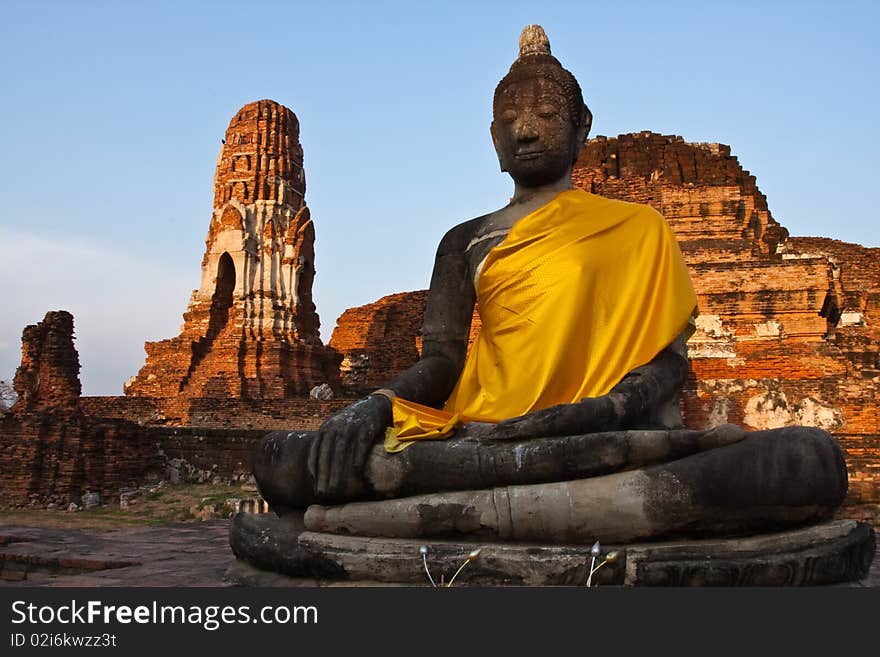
[
  {"x1": 307, "y1": 393, "x2": 392, "y2": 499},
  {"x1": 488, "y1": 396, "x2": 617, "y2": 441}
]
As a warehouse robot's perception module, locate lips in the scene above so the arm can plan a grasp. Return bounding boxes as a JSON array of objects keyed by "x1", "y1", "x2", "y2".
[{"x1": 514, "y1": 149, "x2": 545, "y2": 160}]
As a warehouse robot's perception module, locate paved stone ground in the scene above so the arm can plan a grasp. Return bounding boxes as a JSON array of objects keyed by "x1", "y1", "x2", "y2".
[
  {"x1": 1, "y1": 520, "x2": 878, "y2": 587},
  {"x1": 0, "y1": 521, "x2": 235, "y2": 587}
]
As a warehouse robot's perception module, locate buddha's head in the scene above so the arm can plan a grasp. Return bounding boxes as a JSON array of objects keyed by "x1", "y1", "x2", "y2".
[{"x1": 491, "y1": 25, "x2": 592, "y2": 187}]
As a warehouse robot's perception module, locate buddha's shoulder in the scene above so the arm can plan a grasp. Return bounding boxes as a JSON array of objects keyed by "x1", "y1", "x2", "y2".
[
  {"x1": 570, "y1": 189, "x2": 665, "y2": 222},
  {"x1": 436, "y1": 211, "x2": 498, "y2": 254}
]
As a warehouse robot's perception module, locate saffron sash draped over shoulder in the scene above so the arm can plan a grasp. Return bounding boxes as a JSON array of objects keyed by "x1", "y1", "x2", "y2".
[{"x1": 385, "y1": 189, "x2": 698, "y2": 452}]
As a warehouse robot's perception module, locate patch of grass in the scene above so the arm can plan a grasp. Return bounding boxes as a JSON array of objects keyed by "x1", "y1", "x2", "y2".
[
  {"x1": 196, "y1": 490, "x2": 238, "y2": 508},
  {"x1": 0, "y1": 483, "x2": 251, "y2": 530}
]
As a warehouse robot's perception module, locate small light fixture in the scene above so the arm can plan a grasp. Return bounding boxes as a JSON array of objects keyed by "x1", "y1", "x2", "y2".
[
  {"x1": 447, "y1": 549, "x2": 482, "y2": 587},
  {"x1": 420, "y1": 545, "x2": 437, "y2": 588},
  {"x1": 585, "y1": 544, "x2": 620, "y2": 587}
]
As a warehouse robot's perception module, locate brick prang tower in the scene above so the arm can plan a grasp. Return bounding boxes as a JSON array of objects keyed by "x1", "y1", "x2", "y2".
[{"x1": 126, "y1": 99, "x2": 340, "y2": 401}]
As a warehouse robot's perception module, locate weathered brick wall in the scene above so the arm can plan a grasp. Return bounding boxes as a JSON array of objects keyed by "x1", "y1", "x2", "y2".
[
  {"x1": 79, "y1": 396, "x2": 167, "y2": 424},
  {"x1": 329, "y1": 292, "x2": 486, "y2": 394},
  {"x1": 329, "y1": 291, "x2": 429, "y2": 393},
  {"x1": 151, "y1": 427, "x2": 267, "y2": 484},
  {"x1": 1, "y1": 313, "x2": 163, "y2": 507},
  {"x1": 573, "y1": 132, "x2": 788, "y2": 255},
  {"x1": 584, "y1": 134, "x2": 878, "y2": 523},
  {"x1": 81, "y1": 395, "x2": 352, "y2": 430},
  {"x1": 0, "y1": 411, "x2": 160, "y2": 507},
  {"x1": 0, "y1": 413, "x2": 278, "y2": 507},
  {"x1": 783, "y1": 237, "x2": 880, "y2": 375},
  {"x1": 183, "y1": 397, "x2": 350, "y2": 430},
  {"x1": 1, "y1": 298, "x2": 351, "y2": 506},
  {"x1": 12, "y1": 311, "x2": 81, "y2": 413}
]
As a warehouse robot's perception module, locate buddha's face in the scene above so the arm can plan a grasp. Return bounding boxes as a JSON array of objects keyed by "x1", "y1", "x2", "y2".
[{"x1": 491, "y1": 76, "x2": 582, "y2": 187}]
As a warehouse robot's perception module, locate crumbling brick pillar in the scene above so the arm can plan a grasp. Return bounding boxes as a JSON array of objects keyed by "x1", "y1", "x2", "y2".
[{"x1": 12, "y1": 310, "x2": 81, "y2": 413}]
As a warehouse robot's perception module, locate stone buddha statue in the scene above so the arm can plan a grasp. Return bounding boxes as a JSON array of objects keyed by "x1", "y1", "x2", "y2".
[{"x1": 230, "y1": 26, "x2": 872, "y2": 586}]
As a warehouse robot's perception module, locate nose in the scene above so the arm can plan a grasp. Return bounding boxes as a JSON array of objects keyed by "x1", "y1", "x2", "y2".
[{"x1": 513, "y1": 114, "x2": 539, "y2": 142}]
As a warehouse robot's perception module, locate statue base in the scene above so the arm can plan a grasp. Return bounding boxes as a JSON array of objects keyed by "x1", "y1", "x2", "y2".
[{"x1": 227, "y1": 512, "x2": 875, "y2": 586}]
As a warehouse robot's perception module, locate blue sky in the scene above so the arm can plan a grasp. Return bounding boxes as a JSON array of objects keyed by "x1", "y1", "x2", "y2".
[{"x1": 1, "y1": 0, "x2": 877, "y2": 395}]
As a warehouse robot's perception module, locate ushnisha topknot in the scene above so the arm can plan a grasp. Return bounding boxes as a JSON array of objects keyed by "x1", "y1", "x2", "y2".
[
  {"x1": 494, "y1": 24, "x2": 591, "y2": 142},
  {"x1": 518, "y1": 24, "x2": 551, "y2": 57}
]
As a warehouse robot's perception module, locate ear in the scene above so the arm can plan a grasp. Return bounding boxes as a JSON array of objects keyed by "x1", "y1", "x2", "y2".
[
  {"x1": 490, "y1": 121, "x2": 507, "y2": 172},
  {"x1": 571, "y1": 105, "x2": 592, "y2": 164}
]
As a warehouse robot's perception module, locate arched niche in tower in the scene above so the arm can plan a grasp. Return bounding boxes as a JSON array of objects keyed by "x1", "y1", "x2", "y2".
[
  {"x1": 215, "y1": 253, "x2": 235, "y2": 303},
  {"x1": 208, "y1": 252, "x2": 236, "y2": 334}
]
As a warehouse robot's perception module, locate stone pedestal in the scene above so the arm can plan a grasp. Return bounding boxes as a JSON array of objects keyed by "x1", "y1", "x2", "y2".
[{"x1": 227, "y1": 512, "x2": 875, "y2": 587}]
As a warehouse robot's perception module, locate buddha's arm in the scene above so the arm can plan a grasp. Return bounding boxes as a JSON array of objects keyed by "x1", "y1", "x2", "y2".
[
  {"x1": 309, "y1": 227, "x2": 474, "y2": 496},
  {"x1": 487, "y1": 332, "x2": 691, "y2": 441},
  {"x1": 383, "y1": 248, "x2": 475, "y2": 406}
]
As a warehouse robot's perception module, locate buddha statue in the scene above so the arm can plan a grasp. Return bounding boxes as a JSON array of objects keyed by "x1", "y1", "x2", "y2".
[{"x1": 229, "y1": 25, "x2": 873, "y2": 586}]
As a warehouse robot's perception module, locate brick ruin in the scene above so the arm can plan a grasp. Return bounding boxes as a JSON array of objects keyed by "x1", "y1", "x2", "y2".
[
  {"x1": 328, "y1": 290, "x2": 488, "y2": 395},
  {"x1": 329, "y1": 291, "x2": 428, "y2": 393},
  {"x1": 124, "y1": 99, "x2": 341, "y2": 420},
  {"x1": 11, "y1": 311, "x2": 81, "y2": 414},
  {"x1": 0, "y1": 101, "x2": 349, "y2": 507},
  {"x1": 0, "y1": 311, "x2": 290, "y2": 507},
  {"x1": 331, "y1": 132, "x2": 879, "y2": 522},
  {"x1": 1, "y1": 312, "x2": 160, "y2": 506},
  {"x1": 577, "y1": 133, "x2": 878, "y2": 520}
]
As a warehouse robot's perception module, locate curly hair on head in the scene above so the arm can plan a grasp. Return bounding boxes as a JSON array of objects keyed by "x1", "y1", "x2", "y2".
[{"x1": 493, "y1": 25, "x2": 592, "y2": 142}]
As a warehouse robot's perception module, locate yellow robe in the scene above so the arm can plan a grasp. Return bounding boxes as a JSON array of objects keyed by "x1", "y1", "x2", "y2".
[{"x1": 385, "y1": 189, "x2": 697, "y2": 452}]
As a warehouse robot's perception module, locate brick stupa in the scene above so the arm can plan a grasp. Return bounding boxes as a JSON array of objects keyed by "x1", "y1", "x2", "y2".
[{"x1": 126, "y1": 100, "x2": 340, "y2": 402}]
